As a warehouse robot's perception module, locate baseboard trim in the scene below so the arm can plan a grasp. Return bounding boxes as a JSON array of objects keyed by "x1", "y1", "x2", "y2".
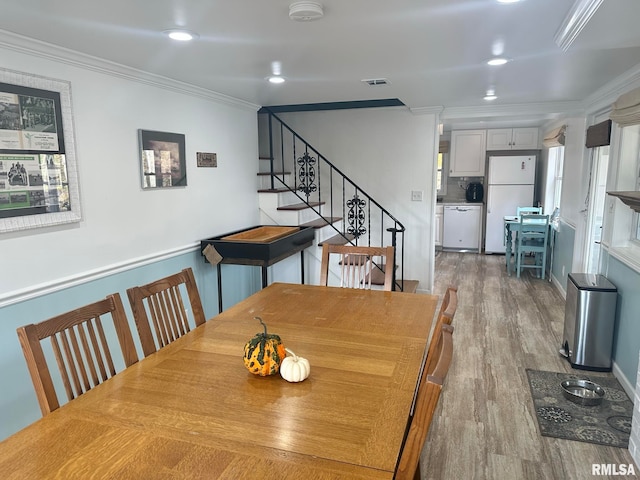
[
  {"x1": 550, "y1": 273, "x2": 566, "y2": 299},
  {"x1": 0, "y1": 243, "x2": 199, "y2": 308},
  {"x1": 612, "y1": 361, "x2": 635, "y2": 400}
]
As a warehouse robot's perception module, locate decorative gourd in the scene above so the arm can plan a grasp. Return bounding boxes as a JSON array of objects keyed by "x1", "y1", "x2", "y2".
[
  {"x1": 243, "y1": 317, "x2": 286, "y2": 376},
  {"x1": 280, "y1": 348, "x2": 310, "y2": 383}
]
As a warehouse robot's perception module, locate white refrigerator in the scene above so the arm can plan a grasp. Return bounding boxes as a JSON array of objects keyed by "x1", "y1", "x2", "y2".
[{"x1": 485, "y1": 155, "x2": 536, "y2": 254}]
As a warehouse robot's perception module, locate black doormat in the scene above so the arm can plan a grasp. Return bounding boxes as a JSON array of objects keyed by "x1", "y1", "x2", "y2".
[{"x1": 525, "y1": 369, "x2": 633, "y2": 448}]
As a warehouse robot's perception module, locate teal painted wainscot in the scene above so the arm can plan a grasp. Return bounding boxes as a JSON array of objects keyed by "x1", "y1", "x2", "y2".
[{"x1": 0, "y1": 249, "x2": 260, "y2": 440}]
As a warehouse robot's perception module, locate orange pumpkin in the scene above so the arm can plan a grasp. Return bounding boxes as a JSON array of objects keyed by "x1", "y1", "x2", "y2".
[{"x1": 243, "y1": 317, "x2": 286, "y2": 376}]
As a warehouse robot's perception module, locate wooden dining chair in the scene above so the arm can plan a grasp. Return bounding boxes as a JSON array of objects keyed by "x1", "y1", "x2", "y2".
[
  {"x1": 16, "y1": 293, "x2": 138, "y2": 416},
  {"x1": 395, "y1": 323, "x2": 454, "y2": 480},
  {"x1": 127, "y1": 267, "x2": 206, "y2": 357},
  {"x1": 423, "y1": 285, "x2": 458, "y2": 378},
  {"x1": 319, "y1": 243, "x2": 395, "y2": 291}
]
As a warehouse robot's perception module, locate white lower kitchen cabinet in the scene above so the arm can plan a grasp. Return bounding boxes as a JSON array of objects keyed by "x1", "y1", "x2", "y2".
[{"x1": 442, "y1": 204, "x2": 482, "y2": 252}]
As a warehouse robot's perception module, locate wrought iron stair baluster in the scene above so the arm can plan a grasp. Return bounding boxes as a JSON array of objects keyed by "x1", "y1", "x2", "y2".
[{"x1": 258, "y1": 107, "x2": 408, "y2": 291}]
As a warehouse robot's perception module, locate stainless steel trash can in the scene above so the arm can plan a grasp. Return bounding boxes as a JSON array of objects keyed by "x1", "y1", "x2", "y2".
[{"x1": 560, "y1": 273, "x2": 617, "y2": 371}]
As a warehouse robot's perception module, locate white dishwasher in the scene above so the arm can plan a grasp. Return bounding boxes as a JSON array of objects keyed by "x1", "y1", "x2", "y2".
[{"x1": 443, "y1": 204, "x2": 482, "y2": 251}]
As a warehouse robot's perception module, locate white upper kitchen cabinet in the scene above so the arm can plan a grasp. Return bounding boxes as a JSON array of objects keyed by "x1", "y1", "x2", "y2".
[
  {"x1": 449, "y1": 130, "x2": 486, "y2": 177},
  {"x1": 486, "y1": 128, "x2": 539, "y2": 150}
]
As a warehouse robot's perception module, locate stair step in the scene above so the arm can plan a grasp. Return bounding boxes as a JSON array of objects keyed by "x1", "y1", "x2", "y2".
[
  {"x1": 398, "y1": 280, "x2": 419, "y2": 293},
  {"x1": 259, "y1": 156, "x2": 271, "y2": 160},
  {"x1": 257, "y1": 187, "x2": 290, "y2": 193},
  {"x1": 318, "y1": 233, "x2": 356, "y2": 246},
  {"x1": 277, "y1": 201, "x2": 324, "y2": 211},
  {"x1": 300, "y1": 217, "x2": 342, "y2": 228},
  {"x1": 258, "y1": 171, "x2": 290, "y2": 176}
]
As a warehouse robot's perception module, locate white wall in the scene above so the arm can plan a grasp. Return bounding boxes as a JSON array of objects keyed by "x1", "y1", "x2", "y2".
[
  {"x1": 554, "y1": 117, "x2": 588, "y2": 272},
  {"x1": 0, "y1": 37, "x2": 260, "y2": 304},
  {"x1": 0, "y1": 36, "x2": 264, "y2": 439},
  {"x1": 278, "y1": 108, "x2": 437, "y2": 292}
]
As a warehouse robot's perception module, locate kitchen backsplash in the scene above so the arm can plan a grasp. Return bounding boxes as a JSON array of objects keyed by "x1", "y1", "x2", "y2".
[{"x1": 440, "y1": 176, "x2": 483, "y2": 203}]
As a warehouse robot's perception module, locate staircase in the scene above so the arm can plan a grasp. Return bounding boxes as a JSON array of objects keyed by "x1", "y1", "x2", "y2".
[{"x1": 257, "y1": 108, "x2": 418, "y2": 293}]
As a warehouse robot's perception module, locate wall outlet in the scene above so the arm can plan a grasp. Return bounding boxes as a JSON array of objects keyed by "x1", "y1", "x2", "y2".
[{"x1": 411, "y1": 190, "x2": 423, "y2": 201}]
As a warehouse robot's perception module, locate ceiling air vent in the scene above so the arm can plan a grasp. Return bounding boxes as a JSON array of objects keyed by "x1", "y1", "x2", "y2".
[{"x1": 362, "y1": 78, "x2": 390, "y2": 86}]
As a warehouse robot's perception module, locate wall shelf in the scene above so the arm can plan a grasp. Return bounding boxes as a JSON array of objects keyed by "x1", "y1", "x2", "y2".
[{"x1": 608, "y1": 191, "x2": 640, "y2": 213}]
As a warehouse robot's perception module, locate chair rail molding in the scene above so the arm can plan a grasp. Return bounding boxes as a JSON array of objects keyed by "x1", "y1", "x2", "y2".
[{"x1": 0, "y1": 243, "x2": 199, "y2": 308}]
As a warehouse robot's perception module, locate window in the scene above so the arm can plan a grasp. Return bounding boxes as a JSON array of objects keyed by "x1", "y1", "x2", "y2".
[
  {"x1": 437, "y1": 140, "x2": 448, "y2": 197},
  {"x1": 552, "y1": 147, "x2": 565, "y2": 210},
  {"x1": 437, "y1": 152, "x2": 445, "y2": 194},
  {"x1": 608, "y1": 123, "x2": 640, "y2": 269},
  {"x1": 635, "y1": 140, "x2": 640, "y2": 242},
  {"x1": 619, "y1": 125, "x2": 640, "y2": 243},
  {"x1": 608, "y1": 87, "x2": 640, "y2": 269},
  {"x1": 635, "y1": 174, "x2": 640, "y2": 242},
  {"x1": 543, "y1": 146, "x2": 565, "y2": 214}
]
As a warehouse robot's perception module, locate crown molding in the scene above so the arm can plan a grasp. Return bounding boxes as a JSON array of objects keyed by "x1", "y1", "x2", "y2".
[
  {"x1": 583, "y1": 62, "x2": 640, "y2": 115},
  {"x1": 441, "y1": 101, "x2": 585, "y2": 120},
  {"x1": 409, "y1": 106, "x2": 444, "y2": 116},
  {"x1": 554, "y1": 0, "x2": 603, "y2": 52},
  {"x1": 0, "y1": 29, "x2": 260, "y2": 112}
]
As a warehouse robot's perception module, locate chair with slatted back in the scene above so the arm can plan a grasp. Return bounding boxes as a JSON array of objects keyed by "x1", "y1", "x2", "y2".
[
  {"x1": 515, "y1": 214, "x2": 550, "y2": 279},
  {"x1": 516, "y1": 206, "x2": 542, "y2": 216},
  {"x1": 319, "y1": 243, "x2": 395, "y2": 291},
  {"x1": 395, "y1": 324, "x2": 454, "y2": 480},
  {"x1": 127, "y1": 267, "x2": 206, "y2": 357},
  {"x1": 16, "y1": 293, "x2": 138, "y2": 416},
  {"x1": 423, "y1": 286, "x2": 458, "y2": 378}
]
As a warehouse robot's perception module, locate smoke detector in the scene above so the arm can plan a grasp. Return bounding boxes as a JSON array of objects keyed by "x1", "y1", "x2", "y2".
[{"x1": 289, "y1": 2, "x2": 324, "y2": 21}]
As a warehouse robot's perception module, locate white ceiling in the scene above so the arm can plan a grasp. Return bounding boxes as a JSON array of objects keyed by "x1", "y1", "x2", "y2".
[{"x1": 2, "y1": 0, "x2": 640, "y2": 130}]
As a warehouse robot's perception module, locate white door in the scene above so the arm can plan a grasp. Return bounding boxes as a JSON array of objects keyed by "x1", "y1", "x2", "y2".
[
  {"x1": 488, "y1": 156, "x2": 535, "y2": 185},
  {"x1": 585, "y1": 146, "x2": 609, "y2": 274},
  {"x1": 485, "y1": 184, "x2": 535, "y2": 253}
]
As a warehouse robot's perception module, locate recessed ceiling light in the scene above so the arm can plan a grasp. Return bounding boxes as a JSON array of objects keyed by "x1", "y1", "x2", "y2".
[
  {"x1": 487, "y1": 57, "x2": 509, "y2": 66},
  {"x1": 484, "y1": 89, "x2": 498, "y2": 101},
  {"x1": 164, "y1": 29, "x2": 199, "y2": 41},
  {"x1": 268, "y1": 76, "x2": 286, "y2": 84},
  {"x1": 497, "y1": 0, "x2": 521, "y2": 4}
]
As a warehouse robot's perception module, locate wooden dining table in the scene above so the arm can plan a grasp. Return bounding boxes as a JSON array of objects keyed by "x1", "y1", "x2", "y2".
[{"x1": 0, "y1": 282, "x2": 437, "y2": 479}]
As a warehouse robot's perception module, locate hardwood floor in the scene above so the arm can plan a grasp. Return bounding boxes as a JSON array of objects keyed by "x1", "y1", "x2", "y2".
[{"x1": 421, "y1": 252, "x2": 638, "y2": 480}]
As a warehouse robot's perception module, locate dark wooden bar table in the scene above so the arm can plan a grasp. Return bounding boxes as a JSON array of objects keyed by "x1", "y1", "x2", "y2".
[{"x1": 201, "y1": 225, "x2": 315, "y2": 312}]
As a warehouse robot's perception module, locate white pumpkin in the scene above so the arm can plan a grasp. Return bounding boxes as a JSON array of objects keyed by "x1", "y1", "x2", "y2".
[{"x1": 280, "y1": 348, "x2": 310, "y2": 383}]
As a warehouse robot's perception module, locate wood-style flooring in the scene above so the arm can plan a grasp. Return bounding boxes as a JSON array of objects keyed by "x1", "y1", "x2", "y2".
[{"x1": 421, "y1": 252, "x2": 638, "y2": 480}]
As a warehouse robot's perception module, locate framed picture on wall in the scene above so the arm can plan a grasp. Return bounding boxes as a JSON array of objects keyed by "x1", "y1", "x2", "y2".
[
  {"x1": 0, "y1": 68, "x2": 81, "y2": 233},
  {"x1": 138, "y1": 129, "x2": 186, "y2": 189}
]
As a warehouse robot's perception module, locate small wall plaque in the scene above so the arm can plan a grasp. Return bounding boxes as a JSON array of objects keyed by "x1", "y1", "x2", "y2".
[{"x1": 197, "y1": 152, "x2": 217, "y2": 167}]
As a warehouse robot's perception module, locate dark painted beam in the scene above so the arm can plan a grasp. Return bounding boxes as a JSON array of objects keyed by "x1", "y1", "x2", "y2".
[{"x1": 259, "y1": 98, "x2": 405, "y2": 114}]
